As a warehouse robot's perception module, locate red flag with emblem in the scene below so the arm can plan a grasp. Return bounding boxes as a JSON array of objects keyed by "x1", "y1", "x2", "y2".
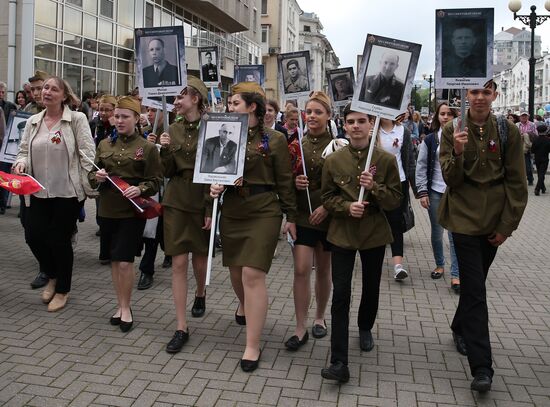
[
  {"x1": 109, "y1": 176, "x2": 162, "y2": 219},
  {"x1": 0, "y1": 171, "x2": 44, "y2": 195}
]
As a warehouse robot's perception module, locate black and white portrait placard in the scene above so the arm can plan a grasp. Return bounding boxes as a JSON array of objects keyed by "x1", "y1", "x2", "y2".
[
  {"x1": 352, "y1": 34, "x2": 421, "y2": 120},
  {"x1": 0, "y1": 111, "x2": 32, "y2": 164},
  {"x1": 278, "y1": 51, "x2": 312, "y2": 99},
  {"x1": 436, "y1": 8, "x2": 494, "y2": 89},
  {"x1": 327, "y1": 67, "x2": 355, "y2": 107},
  {"x1": 135, "y1": 26, "x2": 186, "y2": 99},
  {"x1": 193, "y1": 113, "x2": 249, "y2": 186},
  {"x1": 199, "y1": 46, "x2": 221, "y2": 87},
  {"x1": 233, "y1": 64, "x2": 265, "y2": 87}
]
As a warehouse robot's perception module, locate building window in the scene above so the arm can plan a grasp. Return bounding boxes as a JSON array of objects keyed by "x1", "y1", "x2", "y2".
[
  {"x1": 253, "y1": 9, "x2": 257, "y2": 32},
  {"x1": 261, "y1": 25, "x2": 269, "y2": 44},
  {"x1": 67, "y1": 0, "x2": 83, "y2": 7},
  {"x1": 304, "y1": 25, "x2": 311, "y2": 32},
  {"x1": 261, "y1": 0, "x2": 267, "y2": 14},
  {"x1": 145, "y1": 3, "x2": 154, "y2": 27},
  {"x1": 100, "y1": 0, "x2": 114, "y2": 18}
]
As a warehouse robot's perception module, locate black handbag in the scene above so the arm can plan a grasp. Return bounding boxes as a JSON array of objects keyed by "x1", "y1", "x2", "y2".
[{"x1": 402, "y1": 198, "x2": 415, "y2": 233}]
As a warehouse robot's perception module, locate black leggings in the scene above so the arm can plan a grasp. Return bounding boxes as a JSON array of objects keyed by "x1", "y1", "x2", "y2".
[
  {"x1": 383, "y1": 180, "x2": 409, "y2": 257},
  {"x1": 28, "y1": 196, "x2": 80, "y2": 293}
]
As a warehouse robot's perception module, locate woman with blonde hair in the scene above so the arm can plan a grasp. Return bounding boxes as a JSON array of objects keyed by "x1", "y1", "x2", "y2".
[{"x1": 13, "y1": 76, "x2": 96, "y2": 311}]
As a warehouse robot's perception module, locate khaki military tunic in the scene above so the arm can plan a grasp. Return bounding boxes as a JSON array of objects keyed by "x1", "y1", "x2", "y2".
[
  {"x1": 438, "y1": 114, "x2": 527, "y2": 237},
  {"x1": 221, "y1": 126, "x2": 297, "y2": 272},
  {"x1": 90, "y1": 133, "x2": 162, "y2": 218},
  {"x1": 296, "y1": 130, "x2": 332, "y2": 231},
  {"x1": 23, "y1": 102, "x2": 44, "y2": 115},
  {"x1": 161, "y1": 118, "x2": 212, "y2": 255},
  {"x1": 322, "y1": 144, "x2": 402, "y2": 250}
]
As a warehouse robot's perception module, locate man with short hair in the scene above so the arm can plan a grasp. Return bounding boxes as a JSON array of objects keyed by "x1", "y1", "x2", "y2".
[
  {"x1": 142, "y1": 38, "x2": 180, "y2": 87},
  {"x1": 0, "y1": 82, "x2": 17, "y2": 124},
  {"x1": 284, "y1": 59, "x2": 309, "y2": 93},
  {"x1": 443, "y1": 25, "x2": 485, "y2": 77},
  {"x1": 439, "y1": 81, "x2": 527, "y2": 393},
  {"x1": 531, "y1": 123, "x2": 550, "y2": 195},
  {"x1": 200, "y1": 123, "x2": 238, "y2": 173},
  {"x1": 517, "y1": 111, "x2": 538, "y2": 186},
  {"x1": 24, "y1": 70, "x2": 49, "y2": 114},
  {"x1": 359, "y1": 52, "x2": 404, "y2": 109},
  {"x1": 201, "y1": 51, "x2": 218, "y2": 82}
]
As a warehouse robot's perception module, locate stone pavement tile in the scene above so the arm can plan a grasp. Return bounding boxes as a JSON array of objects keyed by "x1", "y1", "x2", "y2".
[
  {"x1": 258, "y1": 385, "x2": 281, "y2": 405},
  {"x1": 155, "y1": 392, "x2": 197, "y2": 405},
  {"x1": 195, "y1": 388, "x2": 222, "y2": 407},
  {"x1": 357, "y1": 395, "x2": 397, "y2": 406},
  {"x1": 94, "y1": 394, "x2": 134, "y2": 406},
  {"x1": 219, "y1": 389, "x2": 260, "y2": 404}
]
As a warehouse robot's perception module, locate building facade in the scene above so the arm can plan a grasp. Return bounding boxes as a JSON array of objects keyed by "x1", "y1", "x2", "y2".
[
  {"x1": 260, "y1": 0, "x2": 302, "y2": 102},
  {"x1": 0, "y1": 0, "x2": 261, "y2": 100},
  {"x1": 494, "y1": 26, "x2": 542, "y2": 68},
  {"x1": 299, "y1": 12, "x2": 339, "y2": 95}
]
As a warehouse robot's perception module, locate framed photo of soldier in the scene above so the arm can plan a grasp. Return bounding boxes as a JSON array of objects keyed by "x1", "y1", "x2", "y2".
[
  {"x1": 352, "y1": 34, "x2": 421, "y2": 120},
  {"x1": 278, "y1": 51, "x2": 312, "y2": 98},
  {"x1": 0, "y1": 111, "x2": 32, "y2": 164},
  {"x1": 327, "y1": 67, "x2": 355, "y2": 107},
  {"x1": 435, "y1": 8, "x2": 494, "y2": 89},
  {"x1": 193, "y1": 113, "x2": 249, "y2": 185},
  {"x1": 234, "y1": 64, "x2": 265, "y2": 87},
  {"x1": 199, "y1": 46, "x2": 221, "y2": 87},
  {"x1": 135, "y1": 26, "x2": 186, "y2": 99},
  {"x1": 441, "y1": 88, "x2": 470, "y2": 109}
]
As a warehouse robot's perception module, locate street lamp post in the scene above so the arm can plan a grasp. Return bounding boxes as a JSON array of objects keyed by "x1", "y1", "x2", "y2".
[
  {"x1": 508, "y1": 1, "x2": 550, "y2": 120},
  {"x1": 423, "y1": 73, "x2": 434, "y2": 115}
]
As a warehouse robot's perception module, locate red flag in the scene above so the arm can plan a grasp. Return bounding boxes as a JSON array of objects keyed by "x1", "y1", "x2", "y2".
[
  {"x1": 0, "y1": 171, "x2": 44, "y2": 195},
  {"x1": 287, "y1": 139, "x2": 303, "y2": 176},
  {"x1": 109, "y1": 176, "x2": 163, "y2": 219}
]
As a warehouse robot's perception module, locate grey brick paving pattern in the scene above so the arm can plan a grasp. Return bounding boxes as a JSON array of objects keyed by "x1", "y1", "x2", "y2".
[{"x1": 0, "y1": 189, "x2": 549, "y2": 407}]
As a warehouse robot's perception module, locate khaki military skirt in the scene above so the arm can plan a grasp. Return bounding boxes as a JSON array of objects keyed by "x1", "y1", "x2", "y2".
[
  {"x1": 164, "y1": 206, "x2": 209, "y2": 256},
  {"x1": 220, "y1": 215, "x2": 282, "y2": 273}
]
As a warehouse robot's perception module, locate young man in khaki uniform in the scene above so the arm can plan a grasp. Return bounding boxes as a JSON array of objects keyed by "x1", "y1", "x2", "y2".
[{"x1": 438, "y1": 81, "x2": 527, "y2": 392}]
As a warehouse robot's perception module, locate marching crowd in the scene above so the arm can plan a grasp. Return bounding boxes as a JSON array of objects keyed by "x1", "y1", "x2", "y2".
[{"x1": 0, "y1": 68, "x2": 541, "y2": 392}]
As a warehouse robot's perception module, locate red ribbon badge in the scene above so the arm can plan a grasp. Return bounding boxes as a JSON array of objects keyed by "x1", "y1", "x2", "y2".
[
  {"x1": 369, "y1": 165, "x2": 377, "y2": 176},
  {"x1": 51, "y1": 131, "x2": 62, "y2": 144},
  {"x1": 488, "y1": 140, "x2": 497, "y2": 153},
  {"x1": 135, "y1": 147, "x2": 144, "y2": 160}
]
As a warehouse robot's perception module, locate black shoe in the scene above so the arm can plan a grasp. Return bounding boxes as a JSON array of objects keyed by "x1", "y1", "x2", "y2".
[
  {"x1": 109, "y1": 313, "x2": 121, "y2": 326},
  {"x1": 321, "y1": 361, "x2": 350, "y2": 383},
  {"x1": 162, "y1": 256, "x2": 172, "y2": 268},
  {"x1": 30, "y1": 272, "x2": 49, "y2": 289},
  {"x1": 191, "y1": 294, "x2": 206, "y2": 318},
  {"x1": 535, "y1": 189, "x2": 540, "y2": 196},
  {"x1": 137, "y1": 273, "x2": 153, "y2": 290},
  {"x1": 359, "y1": 330, "x2": 374, "y2": 352},
  {"x1": 542, "y1": 188, "x2": 546, "y2": 194},
  {"x1": 471, "y1": 372, "x2": 492, "y2": 392},
  {"x1": 99, "y1": 258, "x2": 110, "y2": 265},
  {"x1": 166, "y1": 330, "x2": 189, "y2": 353},
  {"x1": 120, "y1": 309, "x2": 133, "y2": 333},
  {"x1": 453, "y1": 332, "x2": 467, "y2": 355},
  {"x1": 0, "y1": 207, "x2": 5, "y2": 215},
  {"x1": 451, "y1": 282, "x2": 460, "y2": 294},
  {"x1": 240, "y1": 350, "x2": 261, "y2": 372},
  {"x1": 528, "y1": 181, "x2": 533, "y2": 186},
  {"x1": 235, "y1": 307, "x2": 246, "y2": 326},
  {"x1": 312, "y1": 320, "x2": 327, "y2": 339},
  {"x1": 284, "y1": 331, "x2": 309, "y2": 351}
]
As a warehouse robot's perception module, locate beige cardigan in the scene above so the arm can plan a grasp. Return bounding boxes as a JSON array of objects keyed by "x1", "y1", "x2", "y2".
[{"x1": 15, "y1": 105, "x2": 96, "y2": 202}]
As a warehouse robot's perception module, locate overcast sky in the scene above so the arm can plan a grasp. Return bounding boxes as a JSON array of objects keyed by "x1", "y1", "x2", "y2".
[{"x1": 298, "y1": 0, "x2": 550, "y2": 81}]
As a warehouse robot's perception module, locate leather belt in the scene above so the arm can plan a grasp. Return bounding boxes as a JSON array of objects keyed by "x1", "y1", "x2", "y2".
[
  {"x1": 464, "y1": 178, "x2": 504, "y2": 188},
  {"x1": 234, "y1": 185, "x2": 273, "y2": 198}
]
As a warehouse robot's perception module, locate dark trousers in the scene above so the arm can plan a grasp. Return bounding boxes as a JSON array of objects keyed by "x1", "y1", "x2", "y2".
[
  {"x1": 330, "y1": 245, "x2": 386, "y2": 365},
  {"x1": 451, "y1": 233, "x2": 498, "y2": 377},
  {"x1": 535, "y1": 160, "x2": 548, "y2": 192},
  {"x1": 525, "y1": 153, "x2": 534, "y2": 183},
  {"x1": 98, "y1": 216, "x2": 112, "y2": 261},
  {"x1": 0, "y1": 162, "x2": 12, "y2": 209},
  {"x1": 28, "y1": 196, "x2": 80, "y2": 293},
  {"x1": 384, "y1": 180, "x2": 409, "y2": 257}
]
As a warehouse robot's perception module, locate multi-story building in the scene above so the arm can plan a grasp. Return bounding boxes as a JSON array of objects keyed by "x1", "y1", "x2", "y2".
[
  {"x1": 299, "y1": 12, "x2": 339, "y2": 95},
  {"x1": 0, "y1": 0, "x2": 261, "y2": 101},
  {"x1": 494, "y1": 26, "x2": 542, "y2": 68},
  {"x1": 493, "y1": 54, "x2": 550, "y2": 114},
  {"x1": 260, "y1": 0, "x2": 302, "y2": 102}
]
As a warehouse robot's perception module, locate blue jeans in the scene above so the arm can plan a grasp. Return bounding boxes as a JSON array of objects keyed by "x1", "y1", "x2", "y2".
[{"x1": 428, "y1": 190, "x2": 459, "y2": 278}]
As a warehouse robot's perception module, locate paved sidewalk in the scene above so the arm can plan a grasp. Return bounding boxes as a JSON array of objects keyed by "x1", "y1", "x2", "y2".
[{"x1": 0, "y1": 188, "x2": 549, "y2": 407}]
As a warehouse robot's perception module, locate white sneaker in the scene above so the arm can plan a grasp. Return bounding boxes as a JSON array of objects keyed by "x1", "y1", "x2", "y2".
[{"x1": 394, "y1": 264, "x2": 408, "y2": 281}]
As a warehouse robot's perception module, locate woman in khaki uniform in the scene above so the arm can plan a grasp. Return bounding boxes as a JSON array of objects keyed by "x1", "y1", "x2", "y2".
[
  {"x1": 90, "y1": 96, "x2": 162, "y2": 333},
  {"x1": 320, "y1": 104, "x2": 402, "y2": 383},
  {"x1": 210, "y1": 82, "x2": 297, "y2": 372},
  {"x1": 285, "y1": 91, "x2": 333, "y2": 351},
  {"x1": 157, "y1": 76, "x2": 212, "y2": 353}
]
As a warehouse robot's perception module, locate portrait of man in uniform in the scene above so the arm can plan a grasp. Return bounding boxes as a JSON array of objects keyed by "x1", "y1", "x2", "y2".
[
  {"x1": 201, "y1": 51, "x2": 218, "y2": 83},
  {"x1": 200, "y1": 123, "x2": 238, "y2": 174},
  {"x1": 283, "y1": 59, "x2": 309, "y2": 94},
  {"x1": 442, "y1": 21, "x2": 486, "y2": 78},
  {"x1": 142, "y1": 37, "x2": 181, "y2": 88},
  {"x1": 331, "y1": 73, "x2": 354, "y2": 102},
  {"x1": 359, "y1": 51, "x2": 406, "y2": 109}
]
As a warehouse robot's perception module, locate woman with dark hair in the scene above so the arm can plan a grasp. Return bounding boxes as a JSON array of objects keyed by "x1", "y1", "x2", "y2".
[
  {"x1": 13, "y1": 76, "x2": 96, "y2": 311},
  {"x1": 285, "y1": 91, "x2": 333, "y2": 351},
  {"x1": 90, "y1": 96, "x2": 162, "y2": 331},
  {"x1": 15, "y1": 90, "x2": 28, "y2": 110},
  {"x1": 377, "y1": 117, "x2": 417, "y2": 281},
  {"x1": 157, "y1": 76, "x2": 212, "y2": 353},
  {"x1": 210, "y1": 82, "x2": 297, "y2": 372},
  {"x1": 416, "y1": 102, "x2": 460, "y2": 293}
]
